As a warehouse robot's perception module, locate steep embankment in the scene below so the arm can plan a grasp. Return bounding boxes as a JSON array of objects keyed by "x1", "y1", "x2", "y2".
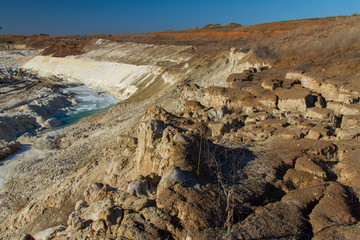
[{"x1": 22, "y1": 39, "x2": 269, "y2": 101}]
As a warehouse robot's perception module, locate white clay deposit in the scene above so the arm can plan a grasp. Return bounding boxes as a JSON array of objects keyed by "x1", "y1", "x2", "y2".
[{"x1": 22, "y1": 56, "x2": 161, "y2": 100}]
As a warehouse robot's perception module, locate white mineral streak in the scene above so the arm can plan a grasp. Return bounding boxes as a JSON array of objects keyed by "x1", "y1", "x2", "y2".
[{"x1": 22, "y1": 56, "x2": 160, "y2": 100}]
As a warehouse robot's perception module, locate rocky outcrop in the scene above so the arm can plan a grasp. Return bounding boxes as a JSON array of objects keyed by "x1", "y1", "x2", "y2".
[
  {"x1": 0, "y1": 76, "x2": 76, "y2": 142},
  {"x1": 286, "y1": 71, "x2": 359, "y2": 104},
  {"x1": 0, "y1": 139, "x2": 21, "y2": 160},
  {"x1": 230, "y1": 202, "x2": 308, "y2": 239},
  {"x1": 335, "y1": 149, "x2": 360, "y2": 198},
  {"x1": 135, "y1": 106, "x2": 199, "y2": 176},
  {"x1": 309, "y1": 183, "x2": 356, "y2": 234},
  {"x1": 275, "y1": 87, "x2": 315, "y2": 113},
  {"x1": 0, "y1": 113, "x2": 38, "y2": 141}
]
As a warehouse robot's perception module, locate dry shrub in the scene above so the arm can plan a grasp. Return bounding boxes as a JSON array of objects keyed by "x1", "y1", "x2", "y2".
[
  {"x1": 197, "y1": 132, "x2": 251, "y2": 234},
  {"x1": 253, "y1": 43, "x2": 278, "y2": 59},
  {"x1": 253, "y1": 15, "x2": 360, "y2": 59}
]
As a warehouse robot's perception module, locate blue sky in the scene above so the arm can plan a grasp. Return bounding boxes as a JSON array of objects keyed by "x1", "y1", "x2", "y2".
[{"x1": 1, "y1": 0, "x2": 359, "y2": 35}]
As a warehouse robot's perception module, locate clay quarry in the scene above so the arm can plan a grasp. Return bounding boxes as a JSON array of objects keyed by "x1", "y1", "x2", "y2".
[{"x1": 0, "y1": 14, "x2": 360, "y2": 240}]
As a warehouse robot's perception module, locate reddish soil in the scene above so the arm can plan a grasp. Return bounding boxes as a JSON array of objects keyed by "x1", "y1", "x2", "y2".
[
  {"x1": 0, "y1": 15, "x2": 359, "y2": 78},
  {"x1": 0, "y1": 15, "x2": 353, "y2": 55}
]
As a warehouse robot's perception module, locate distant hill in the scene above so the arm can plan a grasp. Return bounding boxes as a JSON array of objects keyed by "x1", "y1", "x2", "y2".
[{"x1": 202, "y1": 22, "x2": 242, "y2": 29}]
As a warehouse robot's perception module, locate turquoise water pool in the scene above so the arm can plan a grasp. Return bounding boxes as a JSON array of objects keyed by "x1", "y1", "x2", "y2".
[
  {"x1": 55, "y1": 86, "x2": 119, "y2": 127},
  {"x1": 0, "y1": 85, "x2": 119, "y2": 188}
]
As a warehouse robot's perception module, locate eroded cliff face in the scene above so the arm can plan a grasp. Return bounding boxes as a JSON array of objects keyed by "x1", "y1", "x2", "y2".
[
  {"x1": 1, "y1": 15, "x2": 360, "y2": 240},
  {"x1": 22, "y1": 40, "x2": 269, "y2": 101}
]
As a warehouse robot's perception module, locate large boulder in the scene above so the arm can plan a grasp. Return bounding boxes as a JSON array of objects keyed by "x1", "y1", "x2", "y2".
[
  {"x1": 33, "y1": 225, "x2": 66, "y2": 240},
  {"x1": 156, "y1": 167, "x2": 223, "y2": 234},
  {"x1": 135, "y1": 106, "x2": 199, "y2": 176},
  {"x1": 275, "y1": 87, "x2": 315, "y2": 113},
  {"x1": 230, "y1": 202, "x2": 308, "y2": 240},
  {"x1": 204, "y1": 86, "x2": 253, "y2": 109},
  {"x1": 0, "y1": 139, "x2": 21, "y2": 160},
  {"x1": 305, "y1": 107, "x2": 335, "y2": 120},
  {"x1": 286, "y1": 71, "x2": 358, "y2": 103},
  {"x1": 313, "y1": 224, "x2": 360, "y2": 240},
  {"x1": 335, "y1": 149, "x2": 360, "y2": 198},
  {"x1": 309, "y1": 182, "x2": 356, "y2": 234}
]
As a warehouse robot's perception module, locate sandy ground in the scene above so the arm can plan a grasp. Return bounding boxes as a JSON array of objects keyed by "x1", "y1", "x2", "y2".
[
  {"x1": 0, "y1": 50, "x2": 38, "y2": 69},
  {"x1": 0, "y1": 146, "x2": 50, "y2": 188}
]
